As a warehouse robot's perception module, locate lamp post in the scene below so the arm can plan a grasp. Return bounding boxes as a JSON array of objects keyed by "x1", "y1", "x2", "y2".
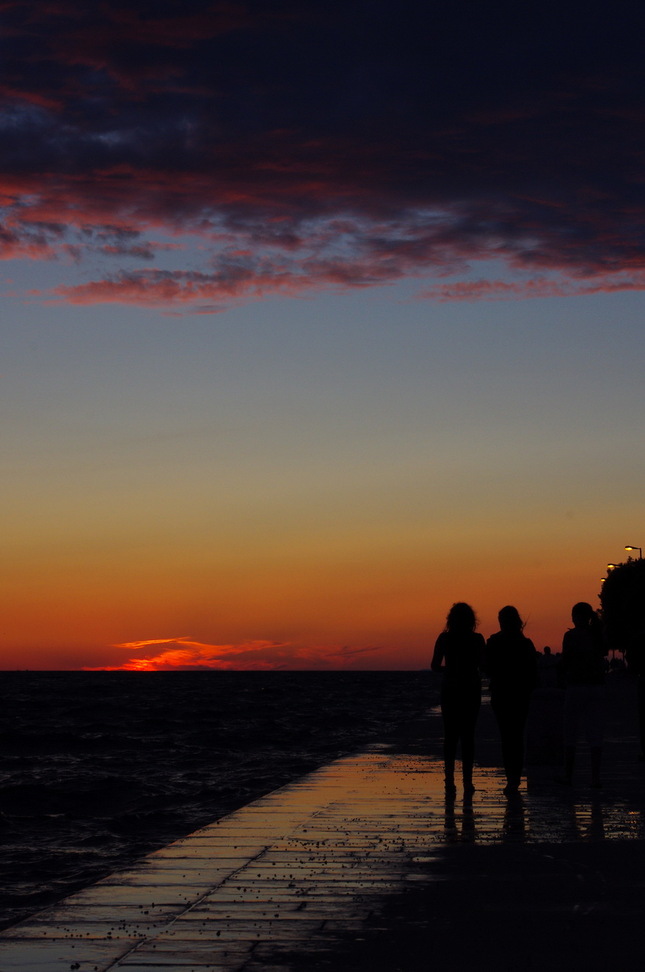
[{"x1": 625, "y1": 545, "x2": 643, "y2": 560}]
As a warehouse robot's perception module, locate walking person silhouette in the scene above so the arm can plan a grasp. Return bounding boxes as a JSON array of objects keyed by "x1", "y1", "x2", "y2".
[
  {"x1": 431, "y1": 602, "x2": 484, "y2": 798},
  {"x1": 558, "y1": 601, "x2": 607, "y2": 788},
  {"x1": 485, "y1": 606, "x2": 538, "y2": 796}
]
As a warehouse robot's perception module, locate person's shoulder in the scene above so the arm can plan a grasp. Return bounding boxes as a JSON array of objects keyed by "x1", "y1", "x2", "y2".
[{"x1": 434, "y1": 631, "x2": 449, "y2": 651}]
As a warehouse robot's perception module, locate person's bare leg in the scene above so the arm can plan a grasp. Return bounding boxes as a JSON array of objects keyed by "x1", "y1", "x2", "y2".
[
  {"x1": 444, "y1": 741, "x2": 457, "y2": 797},
  {"x1": 462, "y1": 759, "x2": 475, "y2": 795},
  {"x1": 557, "y1": 745, "x2": 575, "y2": 785},
  {"x1": 591, "y1": 746, "x2": 602, "y2": 788},
  {"x1": 462, "y1": 729, "x2": 476, "y2": 794}
]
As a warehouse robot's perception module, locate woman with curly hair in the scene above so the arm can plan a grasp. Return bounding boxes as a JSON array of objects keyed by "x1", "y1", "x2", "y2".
[{"x1": 431, "y1": 602, "x2": 485, "y2": 798}]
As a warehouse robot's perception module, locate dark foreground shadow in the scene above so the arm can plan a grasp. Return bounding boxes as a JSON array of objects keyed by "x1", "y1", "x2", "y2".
[{"x1": 251, "y1": 836, "x2": 645, "y2": 971}]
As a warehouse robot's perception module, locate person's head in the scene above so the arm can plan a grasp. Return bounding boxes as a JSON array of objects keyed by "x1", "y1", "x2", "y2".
[
  {"x1": 571, "y1": 601, "x2": 595, "y2": 628},
  {"x1": 498, "y1": 605, "x2": 524, "y2": 634},
  {"x1": 445, "y1": 602, "x2": 477, "y2": 634}
]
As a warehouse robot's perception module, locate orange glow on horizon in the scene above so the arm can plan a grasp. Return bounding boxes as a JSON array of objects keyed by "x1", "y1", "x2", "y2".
[{"x1": 0, "y1": 485, "x2": 619, "y2": 671}]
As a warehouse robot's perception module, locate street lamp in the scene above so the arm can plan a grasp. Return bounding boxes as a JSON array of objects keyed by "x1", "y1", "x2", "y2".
[
  {"x1": 607, "y1": 564, "x2": 618, "y2": 570},
  {"x1": 624, "y1": 545, "x2": 643, "y2": 559}
]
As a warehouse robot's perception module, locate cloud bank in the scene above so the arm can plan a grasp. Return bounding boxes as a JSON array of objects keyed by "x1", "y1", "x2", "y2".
[{"x1": 3, "y1": 1, "x2": 645, "y2": 309}]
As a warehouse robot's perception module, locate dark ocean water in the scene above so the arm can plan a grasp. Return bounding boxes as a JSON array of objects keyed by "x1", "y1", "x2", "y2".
[{"x1": 0, "y1": 670, "x2": 434, "y2": 929}]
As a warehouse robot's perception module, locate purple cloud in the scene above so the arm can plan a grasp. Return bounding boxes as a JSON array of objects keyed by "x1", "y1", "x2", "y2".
[{"x1": 3, "y1": 0, "x2": 645, "y2": 308}]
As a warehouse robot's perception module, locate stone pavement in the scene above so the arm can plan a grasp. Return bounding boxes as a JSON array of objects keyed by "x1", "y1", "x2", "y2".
[{"x1": 1, "y1": 676, "x2": 645, "y2": 971}]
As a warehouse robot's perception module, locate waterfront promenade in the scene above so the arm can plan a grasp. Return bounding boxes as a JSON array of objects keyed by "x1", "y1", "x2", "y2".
[{"x1": 1, "y1": 675, "x2": 644, "y2": 971}]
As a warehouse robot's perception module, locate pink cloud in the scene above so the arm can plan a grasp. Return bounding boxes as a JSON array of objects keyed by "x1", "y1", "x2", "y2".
[
  {"x1": 84, "y1": 636, "x2": 386, "y2": 671},
  {"x1": 418, "y1": 270, "x2": 645, "y2": 302}
]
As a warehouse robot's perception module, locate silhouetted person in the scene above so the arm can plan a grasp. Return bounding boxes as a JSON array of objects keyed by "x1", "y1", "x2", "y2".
[
  {"x1": 485, "y1": 606, "x2": 538, "y2": 796},
  {"x1": 558, "y1": 602, "x2": 607, "y2": 788},
  {"x1": 431, "y1": 602, "x2": 484, "y2": 798}
]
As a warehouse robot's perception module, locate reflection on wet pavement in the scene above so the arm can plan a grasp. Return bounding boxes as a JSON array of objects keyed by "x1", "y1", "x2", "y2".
[{"x1": 437, "y1": 762, "x2": 645, "y2": 845}]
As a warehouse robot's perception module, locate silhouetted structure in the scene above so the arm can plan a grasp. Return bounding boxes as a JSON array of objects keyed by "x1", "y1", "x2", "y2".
[
  {"x1": 485, "y1": 606, "x2": 538, "y2": 795},
  {"x1": 431, "y1": 602, "x2": 484, "y2": 798},
  {"x1": 558, "y1": 602, "x2": 607, "y2": 788},
  {"x1": 600, "y1": 557, "x2": 645, "y2": 759}
]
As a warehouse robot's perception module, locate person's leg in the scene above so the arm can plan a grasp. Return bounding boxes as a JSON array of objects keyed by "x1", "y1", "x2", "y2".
[
  {"x1": 492, "y1": 698, "x2": 514, "y2": 787},
  {"x1": 460, "y1": 689, "x2": 481, "y2": 794},
  {"x1": 506, "y1": 699, "x2": 531, "y2": 790},
  {"x1": 638, "y1": 675, "x2": 645, "y2": 759},
  {"x1": 562, "y1": 746, "x2": 575, "y2": 783},
  {"x1": 586, "y1": 686, "x2": 605, "y2": 788},
  {"x1": 559, "y1": 688, "x2": 577, "y2": 784},
  {"x1": 441, "y1": 695, "x2": 458, "y2": 795},
  {"x1": 492, "y1": 697, "x2": 522, "y2": 791},
  {"x1": 590, "y1": 746, "x2": 602, "y2": 788}
]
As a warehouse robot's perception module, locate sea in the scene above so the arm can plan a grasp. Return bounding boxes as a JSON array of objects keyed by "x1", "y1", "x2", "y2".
[{"x1": 0, "y1": 670, "x2": 434, "y2": 930}]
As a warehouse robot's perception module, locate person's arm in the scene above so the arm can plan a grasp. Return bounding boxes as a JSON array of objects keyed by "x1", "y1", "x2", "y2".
[
  {"x1": 526, "y1": 638, "x2": 539, "y2": 691},
  {"x1": 431, "y1": 634, "x2": 445, "y2": 672}
]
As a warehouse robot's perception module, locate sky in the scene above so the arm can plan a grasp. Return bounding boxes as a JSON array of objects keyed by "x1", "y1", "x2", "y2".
[{"x1": 1, "y1": 0, "x2": 644, "y2": 670}]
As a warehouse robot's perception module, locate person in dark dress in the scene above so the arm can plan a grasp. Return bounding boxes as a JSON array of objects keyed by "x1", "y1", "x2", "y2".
[
  {"x1": 485, "y1": 606, "x2": 538, "y2": 796},
  {"x1": 558, "y1": 601, "x2": 607, "y2": 788},
  {"x1": 431, "y1": 602, "x2": 485, "y2": 798}
]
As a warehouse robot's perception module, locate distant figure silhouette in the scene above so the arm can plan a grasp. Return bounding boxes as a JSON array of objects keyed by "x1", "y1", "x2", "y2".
[
  {"x1": 558, "y1": 602, "x2": 607, "y2": 788},
  {"x1": 431, "y1": 602, "x2": 484, "y2": 798},
  {"x1": 485, "y1": 606, "x2": 538, "y2": 796},
  {"x1": 538, "y1": 644, "x2": 559, "y2": 688}
]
